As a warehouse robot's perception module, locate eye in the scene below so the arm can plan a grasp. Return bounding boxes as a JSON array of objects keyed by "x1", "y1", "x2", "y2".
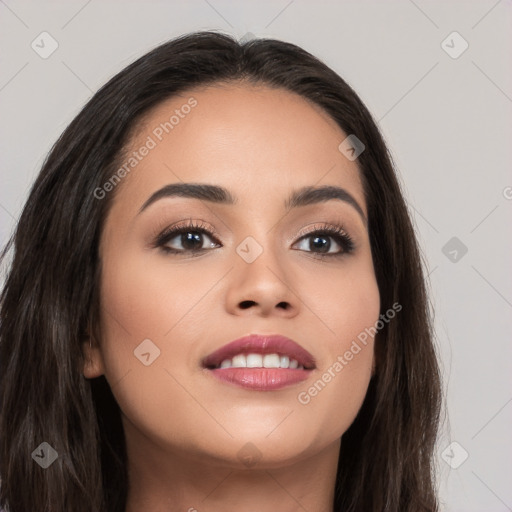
[
  {"x1": 152, "y1": 220, "x2": 355, "y2": 259},
  {"x1": 293, "y1": 223, "x2": 354, "y2": 258},
  {"x1": 154, "y1": 220, "x2": 220, "y2": 255}
]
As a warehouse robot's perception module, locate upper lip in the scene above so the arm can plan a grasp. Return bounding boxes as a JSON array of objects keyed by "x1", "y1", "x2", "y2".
[{"x1": 202, "y1": 334, "x2": 316, "y2": 370}]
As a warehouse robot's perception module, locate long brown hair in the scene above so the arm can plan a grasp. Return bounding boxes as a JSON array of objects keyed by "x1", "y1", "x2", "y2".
[{"x1": 0, "y1": 30, "x2": 441, "y2": 511}]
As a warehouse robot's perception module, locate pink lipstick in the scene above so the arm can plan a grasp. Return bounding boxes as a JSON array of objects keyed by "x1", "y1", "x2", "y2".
[{"x1": 202, "y1": 334, "x2": 316, "y2": 391}]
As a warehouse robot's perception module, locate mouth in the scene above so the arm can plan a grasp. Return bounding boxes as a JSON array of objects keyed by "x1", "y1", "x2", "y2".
[{"x1": 202, "y1": 333, "x2": 316, "y2": 391}]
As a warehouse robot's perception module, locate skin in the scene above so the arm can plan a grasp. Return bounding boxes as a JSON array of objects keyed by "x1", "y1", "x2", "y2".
[{"x1": 83, "y1": 82, "x2": 380, "y2": 512}]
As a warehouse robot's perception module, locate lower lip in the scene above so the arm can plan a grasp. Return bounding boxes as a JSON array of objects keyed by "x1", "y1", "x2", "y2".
[{"x1": 206, "y1": 368, "x2": 312, "y2": 390}]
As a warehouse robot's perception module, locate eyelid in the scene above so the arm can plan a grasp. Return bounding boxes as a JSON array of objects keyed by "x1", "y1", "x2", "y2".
[
  {"x1": 153, "y1": 219, "x2": 220, "y2": 247},
  {"x1": 293, "y1": 222, "x2": 355, "y2": 253},
  {"x1": 297, "y1": 221, "x2": 350, "y2": 237}
]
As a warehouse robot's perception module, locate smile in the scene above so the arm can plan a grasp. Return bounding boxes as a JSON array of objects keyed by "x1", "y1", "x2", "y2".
[{"x1": 202, "y1": 334, "x2": 316, "y2": 390}]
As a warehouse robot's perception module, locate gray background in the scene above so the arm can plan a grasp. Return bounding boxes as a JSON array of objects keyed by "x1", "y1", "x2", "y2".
[{"x1": 1, "y1": 1, "x2": 511, "y2": 510}]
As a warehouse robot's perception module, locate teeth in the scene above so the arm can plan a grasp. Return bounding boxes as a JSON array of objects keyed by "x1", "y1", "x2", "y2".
[
  {"x1": 232, "y1": 354, "x2": 246, "y2": 367},
  {"x1": 217, "y1": 353, "x2": 303, "y2": 369},
  {"x1": 246, "y1": 354, "x2": 262, "y2": 368},
  {"x1": 263, "y1": 354, "x2": 280, "y2": 368}
]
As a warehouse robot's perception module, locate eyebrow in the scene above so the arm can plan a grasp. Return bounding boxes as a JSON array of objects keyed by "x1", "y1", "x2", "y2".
[{"x1": 138, "y1": 183, "x2": 367, "y2": 224}]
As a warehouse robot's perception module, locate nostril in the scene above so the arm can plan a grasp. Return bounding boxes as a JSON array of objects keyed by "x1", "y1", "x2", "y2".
[{"x1": 239, "y1": 300, "x2": 256, "y2": 309}]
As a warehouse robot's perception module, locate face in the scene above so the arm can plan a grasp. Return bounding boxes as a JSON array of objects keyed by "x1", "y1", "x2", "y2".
[{"x1": 84, "y1": 82, "x2": 380, "y2": 468}]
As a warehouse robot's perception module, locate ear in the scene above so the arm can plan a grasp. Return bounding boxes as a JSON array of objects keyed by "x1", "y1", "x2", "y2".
[{"x1": 82, "y1": 331, "x2": 105, "y2": 379}]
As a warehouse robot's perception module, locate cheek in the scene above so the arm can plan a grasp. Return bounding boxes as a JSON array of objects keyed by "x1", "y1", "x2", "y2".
[
  {"x1": 301, "y1": 252, "x2": 380, "y2": 345},
  {"x1": 99, "y1": 249, "x2": 217, "y2": 343},
  {"x1": 96, "y1": 248, "x2": 227, "y2": 378},
  {"x1": 96, "y1": 252, "x2": 207, "y2": 443},
  {"x1": 293, "y1": 257, "x2": 380, "y2": 436}
]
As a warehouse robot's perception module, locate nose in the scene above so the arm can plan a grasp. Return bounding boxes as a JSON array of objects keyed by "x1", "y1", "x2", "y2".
[{"x1": 224, "y1": 239, "x2": 299, "y2": 318}]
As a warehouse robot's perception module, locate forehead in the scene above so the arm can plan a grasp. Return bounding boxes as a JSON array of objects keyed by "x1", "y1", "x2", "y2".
[{"x1": 109, "y1": 82, "x2": 366, "y2": 219}]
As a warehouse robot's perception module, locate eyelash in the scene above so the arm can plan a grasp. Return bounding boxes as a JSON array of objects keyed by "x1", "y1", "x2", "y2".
[{"x1": 153, "y1": 219, "x2": 355, "y2": 259}]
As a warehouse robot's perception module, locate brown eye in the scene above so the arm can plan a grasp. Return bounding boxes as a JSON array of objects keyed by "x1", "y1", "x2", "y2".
[
  {"x1": 154, "y1": 220, "x2": 221, "y2": 255},
  {"x1": 293, "y1": 224, "x2": 354, "y2": 258}
]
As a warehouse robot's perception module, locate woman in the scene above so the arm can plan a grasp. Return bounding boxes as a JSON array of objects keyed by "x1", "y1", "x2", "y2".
[{"x1": 0, "y1": 31, "x2": 441, "y2": 511}]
